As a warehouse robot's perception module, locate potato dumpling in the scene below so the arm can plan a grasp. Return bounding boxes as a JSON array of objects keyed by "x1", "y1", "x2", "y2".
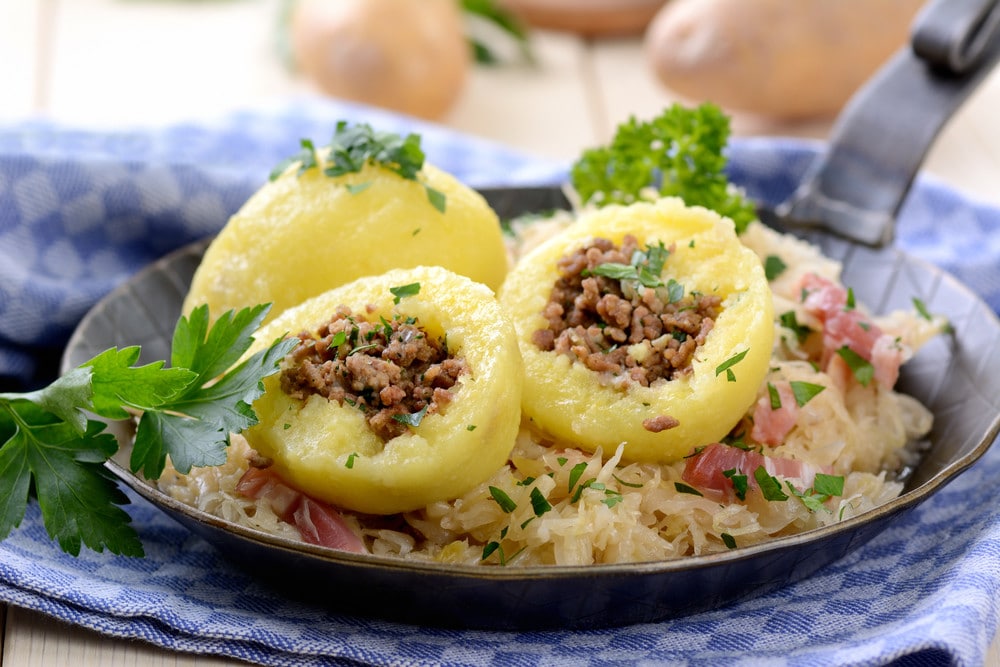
[
  {"x1": 244, "y1": 266, "x2": 523, "y2": 515},
  {"x1": 499, "y1": 198, "x2": 774, "y2": 463},
  {"x1": 183, "y1": 159, "x2": 508, "y2": 324}
]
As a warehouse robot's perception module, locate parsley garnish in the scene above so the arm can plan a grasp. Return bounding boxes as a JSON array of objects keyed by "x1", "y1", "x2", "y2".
[
  {"x1": 753, "y1": 466, "x2": 789, "y2": 502},
  {"x1": 567, "y1": 462, "x2": 588, "y2": 493},
  {"x1": 529, "y1": 487, "x2": 552, "y2": 517},
  {"x1": 835, "y1": 346, "x2": 875, "y2": 387},
  {"x1": 723, "y1": 468, "x2": 748, "y2": 500},
  {"x1": 786, "y1": 473, "x2": 844, "y2": 512},
  {"x1": 779, "y1": 311, "x2": 812, "y2": 344},
  {"x1": 585, "y1": 241, "x2": 670, "y2": 290},
  {"x1": 390, "y1": 282, "x2": 421, "y2": 304},
  {"x1": 674, "y1": 482, "x2": 703, "y2": 496},
  {"x1": 912, "y1": 297, "x2": 933, "y2": 321},
  {"x1": 270, "y1": 121, "x2": 446, "y2": 213},
  {"x1": 0, "y1": 304, "x2": 296, "y2": 557},
  {"x1": 345, "y1": 452, "x2": 358, "y2": 469},
  {"x1": 715, "y1": 350, "x2": 749, "y2": 382},
  {"x1": 391, "y1": 404, "x2": 429, "y2": 428},
  {"x1": 767, "y1": 382, "x2": 782, "y2": 410},
  {"x1": 789, "y1": 381, "x2": 825, "y2": 407},
  {"x1": 721, "y1": 533, "x2": 737, "y2": 549},
  {"x1": 488, "y1": 486, "x2": 517, "y2": 513},
  {"x1": 569, "y1": 103, "x2": 756, "y2": 233},
  {"x1": 764, "y1": 255, "x2": 787, "y2": 281}
]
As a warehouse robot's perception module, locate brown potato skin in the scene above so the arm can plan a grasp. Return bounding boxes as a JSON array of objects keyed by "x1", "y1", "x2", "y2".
[
  {"x1": 644, "y1": 0, "x2": 924, "y2": 119},
  {"x1": 290, "y1": 0, "x2": 469, "y2": 120}
]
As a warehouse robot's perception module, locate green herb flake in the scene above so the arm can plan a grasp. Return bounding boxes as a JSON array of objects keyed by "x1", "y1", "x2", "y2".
[
  {"x1": 391, "y1": 404, "x2": 429, "y2": 428},
  {"x1": 466, "y1": 424, "x2": 477, "y2": 431},
  {"x1": 614, "y1": 474, "x2": 643, "y2": 489},
  {"x1": 529, "y1": 487, "x2": 552, "y2": 517},
  {"x1": 767, "y1": 382, "x2": 782, "y2": 410},
  {"x1": 270, "y1": 121, "x2": 446, "y2": 212},
  {"x1": 567, "y1": 462, "x2": 588, "y2": 493},
  {"x1": 753, "y1": 466, "x2": 789, "y2": 502},
  {"x1": 723, "y1": 468, "x2": 748, "y2": 501},
  {"x1": 789, "y1": 381, "x2": 826, "y2": 407},
  {"x1": 345, "y1": 182, "x2": 372, "y2": 195},
  {"x1": 721, "y1": 533, "x2": 737, "y2": 549},
  {"x1": 488, "y1": 486, "x2": 517, "y2": 513},
  {"x1": 715, "y1": 349, "x2": 749, "y2": 382},
  {"x1": 557, "y1": 456, "x2": 568, "y2": 466},
  {"x1": 390, "y1": 282, "x2": 421, "y2": 304},
  {"x1": 345, "y1": 452, "x2": 358, "y2": 469},
  {"x1": 835, "y1": 346, "x2": 875, "y2": 387},
  {"x1": 779, "y1": 311, "x2": 812, "y2": 344},
  {"x1": 813, "y1": 473, "x2": 845, "y2": 497},
  {"x1": 674, "y1": 482, "x2": 703, "y2": 496},
  {"x1": 912, "y1": 297, "x2": 933, "y2": 321},
  {"x1": 764, "y1": 255, "x2": 787, "y2": 281}
]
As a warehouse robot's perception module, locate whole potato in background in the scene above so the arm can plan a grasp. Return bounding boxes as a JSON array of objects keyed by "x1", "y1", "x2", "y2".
[
  {"x1": 645, "y1": 0, "x2": 924, "y2": 119},
  {"x1": 290, "y1": 0, "x2": 470, "y2": 119}
]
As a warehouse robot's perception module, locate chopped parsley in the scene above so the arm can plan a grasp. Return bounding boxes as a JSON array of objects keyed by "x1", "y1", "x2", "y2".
[
  {"x1": 529, "y1": 487, "x2": 552, "y2": 516},
  {"x1": 721, "y1": 533, "x2": 737, "y2": 549},
  {"x1": 391, "y1": 404, "x2": 429, "y2": 427},
  {"x1": 674, "y1": 482, "x2": 703, "y2": 496},
  {"x1": 753, "y1": 466, "x2": 789, "y2": 502},
  {"x1": 568, "y1": 462, "x2": 588, "y2": 494},
  {"x1": 390, "y1": 282, "x2": 421, "y2": 304},
  {"x1": 345, "y1": 452, "x2": 358, "y2": 469},
  {"x1": 585, "y1": 241, "x2": 670, "y2": 290},
  {"x1": 789, "y1": 381, "x2": 826, "y2": 407},
  {"x1": 779, "y1": 311, "x2": 812, "y2": 343},
  {"x1": 764, "y1": 255, "x2": 787, "y2": 281},
  {"x1": 723, "y1": 468, "x2": 748, "y2": 500},
  {"x1": 786, "y1": 473, "x2": 845, "y2": 512},
  {"x1": 488, "y1": 486, "x2": 517, "y2": 513},
  {"x1": 716, "y1": 349, "x2": 749, "y2": 382},
  {"x1": 269, "y1": 121, "x2": 447, "y2": 213},
  {"x1": 836, "y1": 346, "x2": 875, "y2": 386}
]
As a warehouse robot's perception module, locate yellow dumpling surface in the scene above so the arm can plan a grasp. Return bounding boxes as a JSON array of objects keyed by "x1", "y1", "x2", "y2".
[
  {"x1": 183, "y1": 160, "x2": 508, "y2": 324},
  {"x1": 499, "y1": 197, "x2": 774, "y2": 463},
  {"x1": 244, "y1": 266, "x2": 523, "y2": 515}
]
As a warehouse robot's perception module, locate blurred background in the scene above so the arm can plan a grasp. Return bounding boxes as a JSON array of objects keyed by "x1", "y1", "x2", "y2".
[{"x1": 1, "y1": 0, "x2": 998, "y2": 195}]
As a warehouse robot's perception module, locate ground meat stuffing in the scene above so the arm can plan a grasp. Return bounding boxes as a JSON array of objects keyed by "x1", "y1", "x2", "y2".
[
  {"x1": 280, "y1": 305, "x2": 467, "y2": 442},
  {"x1": 533, "y1": 234, "x2": 722, "y2": 389}
]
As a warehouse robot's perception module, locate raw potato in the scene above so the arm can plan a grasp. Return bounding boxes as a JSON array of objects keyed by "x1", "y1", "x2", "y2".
[
  {"x1": 499, "y1": 198, "x2": 774, "y2": 463},
  {"x1": 499, "y1": 0, "x2": 667, "y2": 37},
  {"x1": 645, "y1": 0, "x2": 925, "y2": 118},
  {"x1": 244, "y1": 266, "x2": 524, "y2": 515},
  {"x1": 183, "y1": 159, "x2": 509, "y2": 325},
  {"x1": 290, "y1": 0, "x2": 469, "y2": 119}
]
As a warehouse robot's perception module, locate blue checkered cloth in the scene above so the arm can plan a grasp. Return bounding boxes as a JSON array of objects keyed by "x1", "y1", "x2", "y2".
[{"x1": 1, "y1": 98, "x2": 999, "y2": 666}]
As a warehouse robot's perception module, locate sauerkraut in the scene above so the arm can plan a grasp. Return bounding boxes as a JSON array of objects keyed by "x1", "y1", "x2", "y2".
[{"x1": 157, "y1": 210, "x2": 945, "y2": 566}]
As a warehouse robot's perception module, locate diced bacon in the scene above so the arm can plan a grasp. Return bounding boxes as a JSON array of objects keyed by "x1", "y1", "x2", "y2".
[
  {"x1": 236, "y1": 467, "x2": 367, "y2": 554},
  {"x1": 681, "y1": 442, "x2": 828, "y2": 500},
  {"x1": 750, "y1": 381, "x2": 799, "y2": 446},
  {"x1": 871, "y1": 334, "x2": 904, "y2": 388},
  {"x1": 799, "y1": 273, "x2": 901, "y2": 389},
  {"x1": 293, "y1": 497, "x2": 367, "y2": 553}
]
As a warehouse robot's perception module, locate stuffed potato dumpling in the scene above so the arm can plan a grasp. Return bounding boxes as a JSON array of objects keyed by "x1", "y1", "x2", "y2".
[
  {"x1": 500, "y1": 198, "x2": 773, "y2": 463},
  {"x1": 183, "y1": 145, "x2": 508, "y2": 324},
  {"x1": 244, "y1": 266, "x2": 523, "y2": 515}
]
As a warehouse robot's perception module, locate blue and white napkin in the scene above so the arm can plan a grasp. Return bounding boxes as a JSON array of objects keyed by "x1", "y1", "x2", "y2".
[{"x1": 1, "y1": 98, "x2": 998, "y2": 666}]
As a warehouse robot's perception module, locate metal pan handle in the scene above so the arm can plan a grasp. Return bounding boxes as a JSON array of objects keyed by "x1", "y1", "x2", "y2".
[{"x1": 773, "y1": 0, "x2": 1000, "y2": 246}]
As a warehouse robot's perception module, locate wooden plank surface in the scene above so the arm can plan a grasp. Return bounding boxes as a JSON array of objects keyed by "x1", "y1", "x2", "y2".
[{"x1": 2, "y1": 0, "x2": 1000, "y2": 665}]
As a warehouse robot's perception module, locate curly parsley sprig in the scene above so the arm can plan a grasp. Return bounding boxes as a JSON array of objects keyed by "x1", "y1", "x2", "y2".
[
  {"x1": 270, "y1": 121, "x2": 447, "y2": 213},
  {"x1": 0, "y1": 303, "x2": 297, "y2": 557},
  {"x1": 570, "y1": 103, "x2": 756, "y2": 233}
]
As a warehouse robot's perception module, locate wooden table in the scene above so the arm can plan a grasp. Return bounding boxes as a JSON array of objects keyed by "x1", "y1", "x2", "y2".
[{"x1": 2, "y1": 0, "x2": 1000, "y2": 664}]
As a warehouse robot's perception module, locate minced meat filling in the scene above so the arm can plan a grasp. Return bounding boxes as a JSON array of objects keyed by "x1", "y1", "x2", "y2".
[
  {"x1": 280, "y1": 305, "x2": 467, "y2": 442},
  {"x1": 533, "y1": 235, "x2": 722, "y2": 387}
]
